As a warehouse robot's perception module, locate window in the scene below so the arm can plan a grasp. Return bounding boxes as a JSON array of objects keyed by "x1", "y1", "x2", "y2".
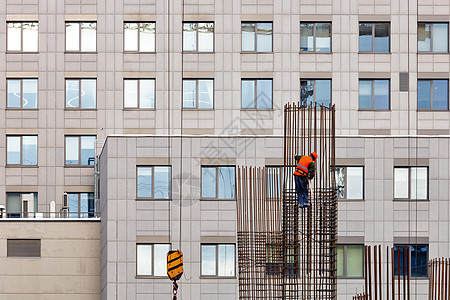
[
  {"x1": 7, "y1": 136, "x2": 37, "y2": 166},
  {"x1": 300, "y1": 79, "x2": 331, "y2": 107},
  {"x1": 183, "y1": 22, "x2": 214, "y2": 52},
  {"x1": 124, "y1": 79, "x2": 155, "y2": 109},
  {"x1": 337, "y1": 244, "x2": 364, "y2": 278},
  {"x1": 359, "y1": 79, "x2": 390, "y2": 110},
  {"x1": 418, "y1": 79, "x2": 448, "y2": 110},
  {"x1": 241, "y1": 22, "x2": 273, "y2": 52},
  {"x1": 137, "y1": 166, "x2": 171, "y2": 199},
  {"x1": 65, "y1": 22, "x2": 97, "y2": 52},
  {"x1": 6, "y1": 193, "x2": 38, "y2": 218},
  {"x1": 241, "y1": 79, "x2": 272, "y2": 109},
  {"x1": 65, "y1": 79, "x2": 96, "y2": 109},
  {"x1": 394, "y1": 167, "x2": 428, "y2": 200},
  {"x1": 7, "y1": 240, "x2": 41, "y2": 257},
  {"x1": 418, "y1": 23, "x2": 448, "y2": 53},
  {"x1": 201, "y1": 166, "x2": 236, "y2": 199},
  {"x1": 124, "y1": 22, "x2": 155, "y2": 52},
  {"x1": 137, "y1": 244, "x2": 171, "y2": 276},
  {"x1": 65, "y1": 136, "x2": 96, "y2": 166},
  {"x1": 201, "y1": 244, "x2": 235, "y2": 277},
  {"x1": 394, "y1": 244, "x2": 428, "y2": 277},
  {"x1": 67, "y1": 193, "x2": 95, "y2": 218},
  {"x1": 7, "y1": 79, "x2": 38, "y2": 109},
  {"x1": 266, "y1": 166, "x2": 282, "y2": 199},
  {"x1": 182, "y1": 79, "x2": 214, "y2": 109},
  {"x1": 300, "y1": 22, "x2": 331, "y2": 52},
  {"x1": 7, "y1": 22, "x2": 38, "y2": 52},
  {"x1": 359, "y1": 23, "x2": 390, "y2": 52},
  {"x1": 335, "y1": 167, "x2": 364, "y2": 199}
]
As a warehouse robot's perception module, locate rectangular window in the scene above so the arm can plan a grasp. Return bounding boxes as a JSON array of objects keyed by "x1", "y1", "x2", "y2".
[
  {"x1": 418, "y1": 23, "x2": 448, "y2": 53},
  {"x1": 241, "y1": 22, "x2": 273, "y2": 52},
  {"x1": 335, "y1": 167, "x2": 364, "y2": 199},
  {"x1": 6, "y1": 193, "x2": 38, "y2": 218},
  {"x1": 137, "y1": 166, "x2": 171, "y2": 199},
  {"x1": 67, "y1": 193, "x2": 96, "y2": 218},
  {"x1": 417, "y1": 79, "x2": 449, "y2": 110},
  {"x1": 394, "y1": 244, "x2": 428, "y2": 278},
  {"x1": 300, "y1": 79, "x2": 331, "y2": 107},
  {"x1": 359, "y1": 23, "x2": 390, "y2": 52},
  {"x1": 300, "y1": 22, "x2": 331, "y2": 53},
  {"x1": 124, "y1": 22, "x2": 156, "y2": 52},
  {"x1": 201, "y1": 244, "x2": 235, "y2": 277},
  {"x1": 182, "y1": 79, "x2": 214, "y2": 109},
  {"x1": 241, "y1": 79, "x2": 273, "y2": 109},
  {"x1": 201, "y1": 166, "x2": 236, "y2": 199},
  {"x1": 65, "y1": 22, "x2": 97, "y2": 52},
  {"x1": 65, "y1": 136, "x2": 96, "y2": 166},
  {"x1": 183, "y1": 22, "x2": 214, "y2": 52},
  {"x1": 7, "y1": 136, "x2": 38, "y2": 166},
  {"x1": 124, "y1": 79, "x2": 155, "y2": 109},
  {"x1": 7, "y1": 22, "x2": 38, "y2": 52},
  {"x1": 7, "y1": 79, "x2": 38, "y2": 109},
  {"x1": 394, "y1": 167, "x2": 428, "y2": 200},
  {"x1": 137, "y1": 244, "x2": 171, "y2": 276},
  {"x1": 7, "y1": 239, "x2": 41, "y2": 257},
  {"x1": 65, "y1": 79, "x2": 96, "y2": 109},
  {"x1": 359, "y1": 79, "x2": 390, "y2": 110},
  {"x1": 337, "y1": 244, "x2": 364, "y2": 278},
  {"x1": 266, "y1": 166, "x2": 282, "y2": 199}
]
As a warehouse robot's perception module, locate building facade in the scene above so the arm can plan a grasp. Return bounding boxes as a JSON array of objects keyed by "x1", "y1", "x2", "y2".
[{"x1": 0, "y1": 0, "x2": 450, "y2": 299}]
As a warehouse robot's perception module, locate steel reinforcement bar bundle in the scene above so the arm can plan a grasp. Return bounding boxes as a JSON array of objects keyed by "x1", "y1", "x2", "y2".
[{"x1": 236, "y1": 102, "x2": 338, "y2": 299}]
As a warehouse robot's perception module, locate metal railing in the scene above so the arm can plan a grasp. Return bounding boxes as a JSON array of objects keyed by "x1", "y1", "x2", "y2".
[{"x1": 0, "y1": 211, "x2": 100, "y2": 219}]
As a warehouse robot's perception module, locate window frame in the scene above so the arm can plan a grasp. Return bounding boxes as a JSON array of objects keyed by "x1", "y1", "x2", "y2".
[
  {"x1": 300, "y1": 78, "x2": 332, "y2": 107},
  {"x1": 417, "y1": 22, "x2": 449, "y2": 53},
  {"x1": 300, "y1": 22, "x2": 332, "y2": 53},
  {"x1": 6, "y1": 192, "x2": 38, "y2": 218},
  {"x1": 358, "y1": 22, "x2": 391, "y2": 53},
  {"x1": 241, "y1": 22, "x2": 273, "y2": 53},
  {"x1": 417, "y1": 79, "x2": 449, "y2": 111},
  {"x1": 65, "y1": 78, "x2": 97, "y2": 110},
  {"x1": 66, "y1": 192, "x2": 96, "y2": 218},
  {"x1": 123, "y1": 78, "x2": 156, "y2": 110},
  {"x1": 6, "y1": 21, "x2": 39, "y2": 53},
  {"x1": 182, "y1": 78, "x2": 214, "y2": 110},
  {"x1": 182, "y1": 22, "x2": 215, "y2": 53},
  {"x1": 337, "y1": 244, "x2": 364, "y2": 279},
  {"x1": 358, "y1": 79, "x2": 391, "y2": 111},
  {"x1": 6, "y1": 135, "x2": 38, "y2": 167},
  {"x1": 136, "y1": 166, "x2": 172, "y2": 200},
  {"x1": 65, "y1": 21, "x2": 97, "y2": 53},
  {"x1": 393, "y1": 166, "x2": 429, "y2": 201},
  {"x1": 200, "y1": 243, "x2": 236, "y2": 278},
  {"x1": 123, "y1": 22, "x2": 156, "y2": 53},
  {"x1": 64, "y1": 135, "x2": 96, "y2": 167},
  {"x1": 6, "y1": 78, "x2": 38, "y2": 109},
  {"x1": 136, "y1": 243, "x2": 171, "y2": 278},
  {"x1": 394, "y1": 244, "x2": 429, "y2": 279},
  {"x1": 201, "y1": 166, "x2": 236, "y2": 200},
  {"x1": 335, "y1": 166, "x2": 365, "y2": 200},
  {"x1": 241, "y1": 78, "x2": 273, "y2": 110}
]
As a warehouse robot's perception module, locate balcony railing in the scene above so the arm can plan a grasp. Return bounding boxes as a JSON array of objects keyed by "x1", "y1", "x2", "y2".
[{"x1": 0, "y1": 211, "x2": 100, "y2": 219}]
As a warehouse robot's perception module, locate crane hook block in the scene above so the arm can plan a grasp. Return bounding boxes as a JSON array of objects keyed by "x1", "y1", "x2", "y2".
[{"x1": 167, "y1": 250, "x2": 183, "y2": 281}]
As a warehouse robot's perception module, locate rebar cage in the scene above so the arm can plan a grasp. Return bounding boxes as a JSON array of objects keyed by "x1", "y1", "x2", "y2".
[{"x1": 236, "y1": 103, "x2": 338, "y2": 299}]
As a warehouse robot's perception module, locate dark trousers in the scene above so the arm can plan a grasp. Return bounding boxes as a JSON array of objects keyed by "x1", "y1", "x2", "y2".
[{"x1": 294, "y1": 175, "x2": 308, "y2": 207}]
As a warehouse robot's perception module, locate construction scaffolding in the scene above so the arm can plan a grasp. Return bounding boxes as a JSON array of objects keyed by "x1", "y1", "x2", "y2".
[{"x1": 236, "y1": 103, "x2": 337, "y2": 299}]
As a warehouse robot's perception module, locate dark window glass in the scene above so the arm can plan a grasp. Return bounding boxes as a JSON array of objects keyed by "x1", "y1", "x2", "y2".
[
  {"x1": 301, "y1": 79, "x2": 331, "y2": 107},
  {"x1": 394, "y1": 245, "x2": 428, "y2": 277},
  {"x1": 300, "y1": 22, "x2": 331, "y2": 52},
  {"x1": 418, "y1": 80, "x2": 448, "y2": 110}
]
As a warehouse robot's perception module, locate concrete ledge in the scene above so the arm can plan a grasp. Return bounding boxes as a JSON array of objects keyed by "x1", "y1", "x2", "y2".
[
  {"x1": 64, "y1": 185, "x2": 94, "y2": 193},
  {"x1": 241, "y1": 72, "x2": 273, "y2": 78},
  {"x1": 394, "y1": 236, "x2": 429, "y2": 244},
  {"x1": 299, "y1": 15, "x2": 332, "y2": 21},
  {"x1": 136, "y1": 157, "x2": 171, "y2": 165},
  {"x1": 418, "y1": 15, "x2": 450, "y2": 22},
  {"x1": 241, "y1": 15, "x2": 273, "y2": 21},
  {"x1": 6, "y1": 186, "x2": 38, "y2": 192},
  {"x1": 6, "y1": 71, "x2": 38, "y2": 77},
  {"x1": 265, "y1": 158, "x2": 283, "y2": 165},
  {"x1": 124, "y1": 15, "x2": 156, "y2": 22},
  {"x1": 358, "y1": 129, "x2": 391, "y2": 135},
  {"x1": 182, "y1": 71, "x2": 214, "y2": 78},
  {"x1": 184, "y1": 15, "x2": 215, "y2": 22},
  {"x1": 241, "y1": 128, "x2": 273, "y2": 135},
  {"x1": 359, "y1": 15, "x2": 391, "y2": 22},
  {"x1": 335, "y1": 158, "x2": 365, "y2": 165},
  {"x1": 65, "y1": 72, "x2": 97, "y2": 78},
  {"x1": 182, "y1": 128, "x2": 215, "y2": 135},
  {"x1": 337, "y1": 236, "x2": 365, "y2": 244},
  {"x1": 417, "y1": 129, "x2": 450, "y2": 135},
  {"x1": 201, "y1": 158, "x2": 236, "y2": 165},
  {"x1": 201, "y1": 236, "x2": 236, "y2": 243},
  {"x1": 6, "y1": 15, "x2": 38, "y2": 21},
  {"x1": 394, "y1": 158, "x2": 429, "y2": 166},
  {"x1": 64, "y1": 128, "x2": 98, "y2": 134},
  {"x1": 65, "y1": 15, "x2": 97, "y2": 21},
  {"x1": 6, "y1": 128, "x2": 39, "y2": 134},
  {"x1": 300, "y1": 72, "x2": 332, "y2": 78},
  {"x1": 417, "y1": 72, "x2": 449, "y2": 79},
  {"x1": 136, "y1": 235, "x2": 170, "y2": 243},
  {"x1": 123, "y1": 72, "x2": 156, "y2": 78},
  {"x1": 359, "y1": 72, "x2": 391, "y2": 78},
  {"x1": 123, "y1": 128, "x2": 156, "y2": 134}
]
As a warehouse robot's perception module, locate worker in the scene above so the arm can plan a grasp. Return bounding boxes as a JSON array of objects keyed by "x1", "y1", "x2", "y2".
[{"x1": 293, "y1": 152, "x2": 317, "y2": 208}]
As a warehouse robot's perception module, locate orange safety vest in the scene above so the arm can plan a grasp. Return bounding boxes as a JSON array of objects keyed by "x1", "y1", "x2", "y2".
[{"x1": 293, "y1": 155, "x2": 313, "y2": 176}]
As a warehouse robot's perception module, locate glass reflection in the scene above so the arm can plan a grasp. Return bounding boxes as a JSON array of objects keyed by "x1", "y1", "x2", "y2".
[
  {"x1": 257, "y1": 23, "x2": 272, "y2": 52},
  {"x1": 66, "y1": 23, "x2": 80, "y2": 51},
  {"x1": 7, "y1": 80, "x2": 21, "y2": 108},
  {"x1": 80, "y1": 136, "x2": 95, "y2": 166},
  {"x1": 66, "y1": 80, "x2": 80, "y2": 108},
  {"x1": 124, "y1": 80, "x2": 138, "y2": 108},
  {"x1": 432, "y1": 80, "x2": 448, "y2": 110},
  {"x1": 300, "y1": 23, "x2": 314, "y2": 51},
  {"x1": 417, "y1": 80, "x2": 431, "y2": 109},
  {"x1": 315, "y1": 80, "x2": 331, "y2": 107},
  {"x1": 335, "y1": 167, "x2": 345, "y2": 199},
  {"x1": 241, "y1": 80, "x2": 255, "y2": 108},
  {"x1": 183, "y1": 80, "x2": 196, "y2": 108},
  {"x1": 198, "y1": 23, "x2": 214, "y2": 52},
  {"x1": 7, "y1": 136, "x2": 21, "y2": 165},
  {"x1": 218, "y1": 167, "x2": 235, "y2": 199},
  {"x1": 432, "y1": 23, "x2": 448, "y2": 53},
  {"x1": 218, "y1": 244, "x2": 235, "y2": 276},
  {"x1": 65, "y1": 136, "x2": 79, "y2": 165},
  {"x1": 183, "y1": 23, "x2": 197, "y2": 51},
  {"x1": 242, "y1": 23, "x2": 255, "y2": 51},
  {"x1": 22, "y1": 79, "x2": 38, "y2": 109},
  {"x1": 68, "y1": 194, "x2": 79, "y2": 218},
  {"x1": 347, "y1": 167, "x2": 363, "y2": 199},
  {"x1": 359, "y1": 23, "x2": 372, "y2": 52},
  {"x1": 359, "y1": 80, "x2": 372, "y2": 109},
  {"x1": 137, "y1": 245, "x2": 152, "y2": 275},
  {"x1": 373, "y1": 80, "x2": 389, "y2": 109},
  {"x1": 7, "y1": 23, "x2": 21, "y2": 51},
  {"x1": 81, "y1": 79, "x2": 96, "y2": 108},
  {"x1": 201, "y1": 167, "x2": 216, "y2": 198},
  {"x1": 201, "y1": 245, "x2": 216, "y2": 276},
  {"x1": 154, "y1": 166, "x2": 171, "y2": 199},
  {"x1": 154, "y1": 244, "x2": 171, "y2": 276},
  {"x1": 418, "y1": 23, "x2": 431, "y2": 52},
  {"x1": 81, "y1": 22, "x2": 96, "y2": 52},
  {"x1": 394, "y1": 168, "x2": 409, "y2": 198},
  {"x1": 23, "y1": 22, "x2": 38, "y2": 52},
  {"x1": 124, "y1": 23, "x2": 139, "y2": 51},
  {"x1": 256, "y1": 79, "x2": 272, "y2": 109},
  {"x1": 198, "y1": 80, "x2": 214, "y2": 109},
  {"x1": 137, "y1": 167, "x2": 152, "y2": 198},
  {"x1": 140, "y1": 79, "x2": 155, "y2": 108},
  {"x1": 374, "y1": 23, "x2": 389, "y2": 52},
  {"x1": 140, "y1": 23, "x2": 156, "y2": 52},
  {"x1": 22, "y1": 136, "x2": 37, "y2": 165},
  {"x1": 411, "y1": 167, "x2": 427, "y2": 200},
  {"x1": 315, "y1": 23, "x2": 331, "y2": 52}
]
